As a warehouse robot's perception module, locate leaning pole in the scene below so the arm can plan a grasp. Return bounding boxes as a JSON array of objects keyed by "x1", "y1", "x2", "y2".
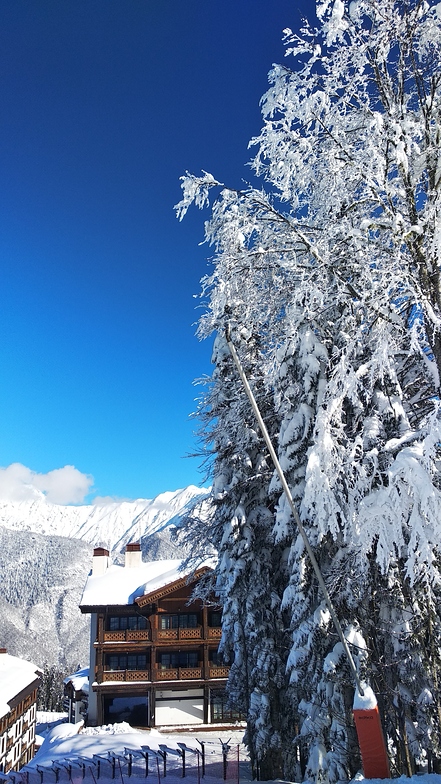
[{"x1": 225, "y1": 324, "x2": 390, "y2": 779}]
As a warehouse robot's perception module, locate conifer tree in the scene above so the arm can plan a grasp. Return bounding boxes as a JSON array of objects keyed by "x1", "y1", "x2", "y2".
[
  {"x1": 37, "y1": 663, "x2": 66, "y2": 712},
  {"x1": 178, "y1": 0, "x2": 441, "y2": 778}
]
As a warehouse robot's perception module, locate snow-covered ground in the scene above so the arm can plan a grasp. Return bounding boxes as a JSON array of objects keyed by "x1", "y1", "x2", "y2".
[
  {"x1": 35, "y1": 711, "x2": 69, "y2": 747},
  {"x1": 15, "y1": 716, "x2": 441, "y2": 784},
  {"x1": 21, "y1": 718, "x2": 250, "y2": 784}
]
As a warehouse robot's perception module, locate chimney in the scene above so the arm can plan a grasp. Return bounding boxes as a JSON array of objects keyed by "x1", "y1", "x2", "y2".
[
  {"x1": 92, "y1": 547, "x2": 110, "y2": 576},
  {"x1": 125, "y1": 542, "x2": 142, "y2": 568}
]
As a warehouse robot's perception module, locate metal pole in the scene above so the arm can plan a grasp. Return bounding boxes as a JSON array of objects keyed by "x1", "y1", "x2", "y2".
[
  {"x1": 197, "y1": 742, "x2": 205, "y2": 778},
  {"x1": 221, "y1": 742, "x2": 229, "y2": 781},
  {"x1": 225, "y1": 325, "x2": 364, "y2": 696}
]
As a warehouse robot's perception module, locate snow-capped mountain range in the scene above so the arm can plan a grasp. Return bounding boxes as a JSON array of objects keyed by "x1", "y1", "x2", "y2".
[
  {"x1": 0, "y1": 486, "x2": 210, "y2": 672},
  {"x1": 0, "y1": 485, "x2": 209, "y2": 554}
]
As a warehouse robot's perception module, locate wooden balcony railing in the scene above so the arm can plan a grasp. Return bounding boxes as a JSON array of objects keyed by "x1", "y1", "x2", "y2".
[
  {"x1": 156, "y1": 627, "x2": 202, "y2": 641},
  {"x1": 153, "y1": 667, "x2": 203, "y2": 681},
  {"x1": 101, "y1": 670, "x2": 151, "y2": 682},
  {"x1": 208, "y1": 665, "x2": 230, "y2": 678},
  {"x1": 207, "y1": 627, "x2": 222, "y2": 639},
  {"x1": 96, "y1": 662, "x2": 230, "y2": 684},
  {"x1": 97, "y1": 626, "x2": 222, "y2": 645},
  {"x1": 103, "y1": 629, "x2": 151, "y2": 642}
]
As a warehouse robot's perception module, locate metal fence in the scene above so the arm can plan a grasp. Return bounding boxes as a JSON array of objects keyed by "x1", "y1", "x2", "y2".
[{"x1": 9, "y1": 740, "x2": 251, "y2": 784}]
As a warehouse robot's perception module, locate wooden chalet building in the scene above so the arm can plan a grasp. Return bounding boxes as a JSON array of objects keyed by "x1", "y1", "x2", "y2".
[
  {"x1": 80, "y1": 544, "x2": 237, "y2": 728},
  {"x1": 0, "y1": 650, "x2": 41, "y2": 773}
]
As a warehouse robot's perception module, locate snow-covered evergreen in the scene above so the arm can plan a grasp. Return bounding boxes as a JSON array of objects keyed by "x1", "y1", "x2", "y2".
[{"x1": 177, "y1": 0, "x2": 441, "y2": 779}]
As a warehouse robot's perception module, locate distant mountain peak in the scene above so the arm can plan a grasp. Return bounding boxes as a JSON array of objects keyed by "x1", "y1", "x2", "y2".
[{"x1": 0, "y1": 485, "x2": 210, "y2": 553}]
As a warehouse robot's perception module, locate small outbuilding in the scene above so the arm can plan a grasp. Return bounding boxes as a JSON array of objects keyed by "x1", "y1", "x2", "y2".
[{"x1": 63, "y1": 667, "x2": 89, "y2": 724}]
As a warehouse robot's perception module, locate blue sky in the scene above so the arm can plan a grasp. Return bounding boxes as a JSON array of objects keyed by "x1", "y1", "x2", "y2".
[{"x1": 0, "y1": 0, "x2": 311, "y2": 503}]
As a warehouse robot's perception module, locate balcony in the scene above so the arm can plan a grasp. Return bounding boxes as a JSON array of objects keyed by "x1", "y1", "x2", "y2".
[
  {"x1": 103, "y1": 629, "x2": 151, "y2": 642},
  {"x1": 101, "y1": 670, "x2": 151, "y2": 682},
  {"x1": 97, "y1": 625, "x2": 222, "y2": 645},
  {"x1": 155, "y1": 626, "x2": 203, "y2": 641},
  {"x1": 153, "y1": 667, "x2": 203, "y2": 681},
  {"x1": 97, "y1": 664, "x2": 229, "y2": 684},
  {"x1": 208, "y1": 665, "x2": 230, "y2": 678}
]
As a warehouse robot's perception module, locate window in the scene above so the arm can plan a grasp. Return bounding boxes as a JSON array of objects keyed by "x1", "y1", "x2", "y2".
[
  {"x1": 208, "y1": 611, "x2": 222, "y2": 627},
  {"x1": 107, "y1": 615, "x2": 147, "y2": 631},
  {"x1": 157, "y1": 651, "x2": 199, "y2": 669},
  {"x1": 159, "y1": 613, "x2": 199, "y2": 630},
  {"x1": 210, "y1": 689, "x2": 243, "y2": 723},
  {"x1": 209, "y1": 649, "x2": 224, "y2": 666},
  {"x1": 105, "y1": 654, "x2": 148, "y2": 671}
]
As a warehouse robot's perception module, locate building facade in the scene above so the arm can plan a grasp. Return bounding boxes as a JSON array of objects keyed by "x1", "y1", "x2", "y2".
[
  {"x1": 80, "y1": 545, "x2": 237, "y2": 728},
  {"x1": 0, "y1": 650, "x2": 41, "y2": 773}
]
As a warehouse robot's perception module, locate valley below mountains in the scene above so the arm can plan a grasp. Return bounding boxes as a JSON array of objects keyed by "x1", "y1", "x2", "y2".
[{"x1": 0, "y1": 486, "x2": 209, "y2": 673}]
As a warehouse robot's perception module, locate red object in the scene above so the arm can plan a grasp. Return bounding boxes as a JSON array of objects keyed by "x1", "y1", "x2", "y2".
[{"x1": 353, "y1": 707, "x2": 390, "y2": 779}]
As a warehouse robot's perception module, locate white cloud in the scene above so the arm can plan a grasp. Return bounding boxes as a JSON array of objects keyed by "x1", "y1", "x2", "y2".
[{"x1": 0, "y1": 463, "x2": 94, "y2": 505}]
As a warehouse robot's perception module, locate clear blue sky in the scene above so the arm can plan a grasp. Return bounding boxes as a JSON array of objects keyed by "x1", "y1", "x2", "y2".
[{"x1": 0, "y1": 0, "x2": 311, "y2": 502}]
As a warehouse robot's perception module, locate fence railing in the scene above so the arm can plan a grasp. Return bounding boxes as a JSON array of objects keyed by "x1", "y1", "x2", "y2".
[{"x1": 9, "y1": 740, "x2": 250, "y2": 784}]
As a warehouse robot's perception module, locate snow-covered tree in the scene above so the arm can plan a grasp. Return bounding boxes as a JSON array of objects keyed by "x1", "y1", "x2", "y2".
[
  {"x1": 188, "y1": 328, "x2": 295, "y2": 779},
  {"x1": 177, "y1": 0, "x2": 441, "y2": 779},
  {"x1": 37, "y1": 663, "x2": 66, "y2": 711}
]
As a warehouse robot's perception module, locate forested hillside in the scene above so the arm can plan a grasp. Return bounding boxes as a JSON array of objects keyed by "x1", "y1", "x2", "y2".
[{"x1": 0, "y1": 526, "x2": 92, "y2": 670}]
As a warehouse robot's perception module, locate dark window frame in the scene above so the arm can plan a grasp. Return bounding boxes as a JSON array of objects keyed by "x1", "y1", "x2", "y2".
[
  {"x1": 210, "y1": 689, "x2": 242, "y2": 723},
  {"x1": 157, "y1": 651, "x2": 199, "y2": 669},
  {"x1": 107, "y1": 615, "x2": 148, "y2": 631},
  {"x1": 208, "y1": 611, "x2": 222, "y2": 627},
  {"x1": 159, "y1": 613, "x2": 199, "y2": 630},
  {"x1": 209, "y1": 648, "x2": 224, "y2": 666},
  {"x1": 105, "y1": 653, "x2": 149, "y2": 671}
]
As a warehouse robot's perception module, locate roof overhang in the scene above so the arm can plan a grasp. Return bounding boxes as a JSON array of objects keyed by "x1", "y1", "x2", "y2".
[
  {"x1": 80, "y1": 604, "x2": 147, "y2": 614},
  {"x1": 8, "y1": 676, "x2": 41, "y2": 710},
  {"x1": 135, "y1": 566, "x2": 212, "y2": 608}
]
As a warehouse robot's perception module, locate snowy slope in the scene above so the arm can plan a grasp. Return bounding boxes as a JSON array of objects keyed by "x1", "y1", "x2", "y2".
[{"x1": 0, "y1": 485, "x2": 209, "y2": 553}]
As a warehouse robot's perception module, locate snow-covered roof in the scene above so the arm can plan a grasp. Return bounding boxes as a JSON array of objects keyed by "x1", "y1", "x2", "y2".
[
  {"x1": 63, "y1": 667, "x2": 89, "y2": 694},
  {"x1": 0, "y1": 652, "x2": 41, "y2": 719},
  {"x1": 80, "y1": 559, "x2": 186, "y2": 607}
]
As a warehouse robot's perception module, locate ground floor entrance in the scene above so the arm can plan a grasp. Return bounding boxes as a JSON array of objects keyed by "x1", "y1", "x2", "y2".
[
  {"x1": 103, "y1": 695, "x2": 149, "y2": 727},
  {"x1": 95, "y1": 684, "x2": 238, "y2": 728}
]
